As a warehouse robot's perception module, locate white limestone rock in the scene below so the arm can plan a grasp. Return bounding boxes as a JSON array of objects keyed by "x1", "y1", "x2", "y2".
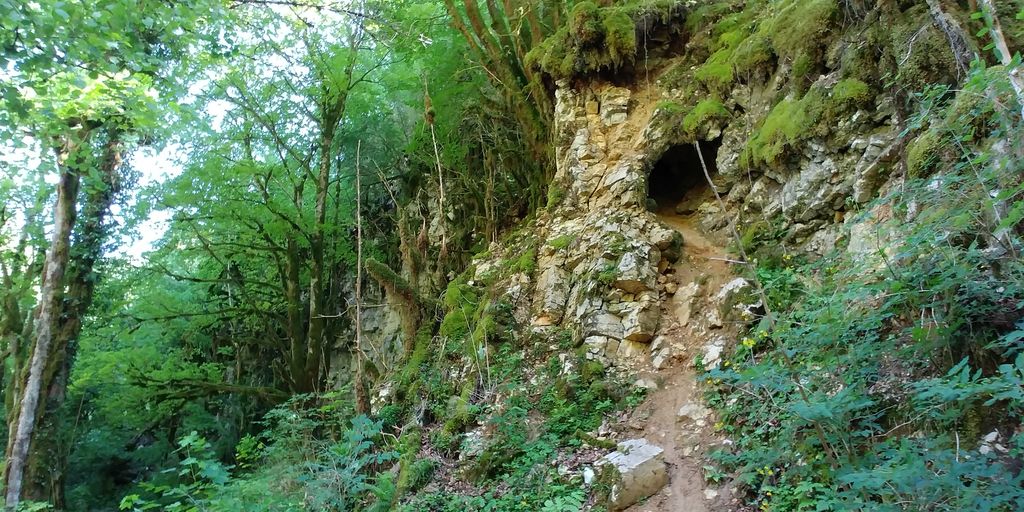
[{"x1": 597, "y1": 439, "x2": 669, "y2": 510}]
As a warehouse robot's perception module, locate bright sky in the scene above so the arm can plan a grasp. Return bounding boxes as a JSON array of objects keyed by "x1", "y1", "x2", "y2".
[{"x1": 118, "y1": 145, "x2": 182, "y2": 261}]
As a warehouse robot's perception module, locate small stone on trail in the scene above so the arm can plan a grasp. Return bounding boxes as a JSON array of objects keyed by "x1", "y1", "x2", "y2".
[{"x1": 677, "y1": 402, "x2": 711, "y2": 423}]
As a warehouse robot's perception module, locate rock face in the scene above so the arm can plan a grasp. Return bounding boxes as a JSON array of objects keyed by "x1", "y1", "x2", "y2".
[
  {"x1": 461, "y1": 82, "x2": 686, "y2": 369},
  {"x1": 597, "y1": 439, "x2": 669, "y2": 510},
  {"x1": 355, "y1": 37, "x2": 911, "y2": 380}
]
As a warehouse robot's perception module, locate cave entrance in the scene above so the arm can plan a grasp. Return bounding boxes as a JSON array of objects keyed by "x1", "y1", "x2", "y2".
[{"x1": 647, "y1": 137, "x2": 722, "y2": 214}]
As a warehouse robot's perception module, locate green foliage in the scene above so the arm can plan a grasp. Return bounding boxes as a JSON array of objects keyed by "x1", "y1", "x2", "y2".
[
  {"x1": 122, "y1": 410, "x2": 399, "y2": 512},
  {"x1": 596, "y1": 263, "x2": 619, "y2": 285},
  {"x1": 14, "y1": 503, "x2": 51, "y2": 512},
  {"x1": 705, "y1": 62, "x2": 1024, "y2": 510},
  {"x1": 234, "y1": 435, "x2": 265, "y2": 471},
  {"x1": 754, "y1": 256, "x2": 804, "y2": 312},
  {"x1": 119, "y1": 432, "x2": 231, "y2": 512},
  {"x1": 539, "y1": 360, "x2": 615, "y2": 443}
]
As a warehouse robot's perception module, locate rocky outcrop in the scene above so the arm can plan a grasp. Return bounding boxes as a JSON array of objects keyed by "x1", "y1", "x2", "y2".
[{"x1": 461, "y1": 83, "x2": 688, "y2": 370}]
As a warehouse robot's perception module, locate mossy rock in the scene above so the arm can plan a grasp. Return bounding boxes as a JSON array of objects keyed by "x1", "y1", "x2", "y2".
[
  {"x1": 441, "y1": 379, "x2": 479, "y2": 433},
  {"x1": 831, "y1": 78, "x2": 871, "y2": 108},
  {"x1": 731, "y1": 34, "x2": 773, "y2": 74},
  {"x1": 530, "y1": 1, "x2": 686, "y2": 80},
  {"x1": 377, "y1": 404, "x2": 406, "y2": 431},
  {"x1": 439, "y1": 308, "x2": 471, "y2": 340},
  {"x1": 694, "y1": 48, "x2": 735, "y2": 93},
  {"x1": 883, "y1": 5, "x2": 960, "y2": 92},
  {"x1": 546, "y1": 184, "x2": 566, "y2": 209},
  {"x1": 742, "y1": 90, "x2": 824, "y2": 167},
  {"x1": 743, "y1": 75, "x2": 873, "y2": 167},
  {"x1": 570, "y1": 1, "x2": 604, "y2": 46},
  {"x1": 682, "y1": 99, "x2": 731, "y2": 139},
  {"x1": 396, "y1": 324, "x2": 435, "y2": 400},
  {"x1": 765, "y1": 0, "x2": 838, "y2": 58},
  {"x1": 603, "y1": 9, "x2": 637, "y2": 68},
  {"x1": 906, "y1": 129, "x2": 944, "y2": 178}
]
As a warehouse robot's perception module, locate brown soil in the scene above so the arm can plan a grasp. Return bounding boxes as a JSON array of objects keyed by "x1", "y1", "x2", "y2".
[{"x1": 621, "y1": 207, "x2": 738, "y2": 512}]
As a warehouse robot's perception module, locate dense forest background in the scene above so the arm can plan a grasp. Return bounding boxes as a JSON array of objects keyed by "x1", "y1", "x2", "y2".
[{"x1": 1, "y1": 0, "x2": 1023, "y2": 511}]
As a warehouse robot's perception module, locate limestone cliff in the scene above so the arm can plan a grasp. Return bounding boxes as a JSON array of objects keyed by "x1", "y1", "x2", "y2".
[{"x1": 353, "y1": 1, "x2": 1024, "y2": 509}]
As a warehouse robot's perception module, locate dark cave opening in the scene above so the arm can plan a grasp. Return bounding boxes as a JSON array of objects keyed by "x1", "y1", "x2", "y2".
[{"x1": 646, "y1": 136, "x2": 722, "y2": 213}]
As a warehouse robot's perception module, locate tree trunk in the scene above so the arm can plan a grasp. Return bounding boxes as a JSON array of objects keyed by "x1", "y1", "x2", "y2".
[
  {"x1": 354, "y1": 141, "x2": 370, "y2": 414},
  {"x1": 978, "y1": 0, "x2": 1024, "y2": 118},
  {"x1": 21, "y1": 134, "x2": 123, "y2": 507},
  {"x1": 4, "y1": 161, "x2": 81, "y2": 509}
]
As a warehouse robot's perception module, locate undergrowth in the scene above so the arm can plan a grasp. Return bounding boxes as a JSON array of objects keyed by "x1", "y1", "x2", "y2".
[{"x1": 703, "y1": 60, "x2": 1024, "y2": 511}]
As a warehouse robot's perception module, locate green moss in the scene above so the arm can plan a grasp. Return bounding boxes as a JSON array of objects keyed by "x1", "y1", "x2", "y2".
[
  {"x1": 743, "y1": 76, "x2": 868, "y2": 167},
  {"x1": 439, "y1": 308, "x2": 470, "y2": 340},
  {"x1": 513, "y1": 247, "x2": 537, "y2": 274},
  {"x1": 404, "y1": 459, "x2": 436, "y2": 494},
  {"x1": 906, "y1": 130, "x2": 943, "y2": 178},
  {"x1": 365, "y1": 258, "x2": 414, "y2": 301},
  {"x1": 546, "y1": 184, "x2": 566, "y2": 209},
  {"x1": 440, "y1": 274, "x2": 480, "y2": 341},
  {"x1": 791, "y1": 52, "x2": 814, "y2": 88},
  {"x1": 693, "y1": 13, "x2": 771, "y2": 94},
  {"x1": 883, "y1": 5, "x2": 959, "y2": 92},
  {"x1": 570, "y1": 2, "x2": 603, "y2": 46},
  {"x1": 548, "y1": 234, "x2": 576, "y2": 250},
  {"x1": 831, "y1": 78, "x2": 871, "y2": 108},
  {"x1": 576, "y1": 430, "x2": 617, "y2": 450},
  {"x1": 443, "y1": 280, "x2": 478, "y2": 310},
  {"x1": 442, "y1": 379, "x2": 478, "y2": 433},
  {"x1": 683, "y1": 1, "x2": 736, "y2": 35},
  {"x1": 530, "y1": 1, "x2": 686, "y2": 80},
  {"x1": 766, "y1": 0, "x2": 837, "y2": 57},
  {"x1": 657, "y1": 99, "x2": 688, "y2": 115},
  {"x1": 682, "y1": 99, "x2": 730, "y2": 138},
  {"x1": 718, "y1": 28, "x2": 748, "y2": 49},
  {"x1": 377, "y1": 404, "x2": 405, "y2": 430},
  {"x1": 742, "y1": 88, "x2": 827, "y2": 167},
  {"x1": 397, "y1": 324, "x2": 435, "y2": 399},
  {"x1": 471, "y1": 307, "x2": 501, "y2": 347},
  {"x1": 581, "y1": 360, "x2": 605, "y2": 382},
  {"x1": 395, "y1": 429, "x2": 433, "y2": 498},
  {"x1": 694, "y1": 48, "x2": 735, "y2": 93},
  {"x1": 603, "y1": 9, "x2": 637, "y2": 68},
  {"x1": 732, "y1": 34, "x2": 772, "y2": 72}
]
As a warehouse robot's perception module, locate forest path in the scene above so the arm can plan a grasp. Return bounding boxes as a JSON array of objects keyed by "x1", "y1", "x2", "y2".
[{"x1": 623, "y1": 204, "x2": 735, "y2": 512}]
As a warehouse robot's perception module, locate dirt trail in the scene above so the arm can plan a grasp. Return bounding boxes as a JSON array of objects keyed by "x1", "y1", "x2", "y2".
[{"x1": 623, "y1": 204, "x2": 736, "y2": 512}]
